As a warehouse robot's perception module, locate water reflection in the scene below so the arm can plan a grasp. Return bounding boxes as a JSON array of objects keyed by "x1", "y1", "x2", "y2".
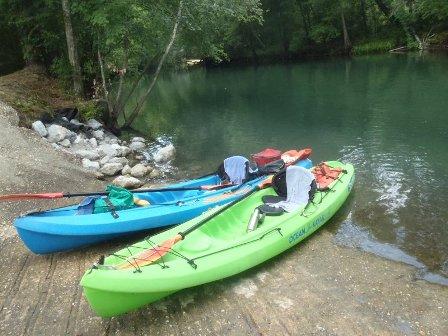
[
  {"x1": 128, "y1": 53, "x2": 448, "y2": 278},
  {"x1": 334, "y1": 218, "x2": 448, "y2": 286}
]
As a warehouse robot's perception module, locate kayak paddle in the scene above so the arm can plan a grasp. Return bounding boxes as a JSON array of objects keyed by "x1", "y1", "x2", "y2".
[{"x1": 0, "y1": 183, "x2": 234, "y2": 202}]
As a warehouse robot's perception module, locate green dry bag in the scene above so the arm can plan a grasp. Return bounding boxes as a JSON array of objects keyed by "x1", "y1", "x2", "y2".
[{"x1": 93, "y1": 185, "x2": 135, "y2": 214}]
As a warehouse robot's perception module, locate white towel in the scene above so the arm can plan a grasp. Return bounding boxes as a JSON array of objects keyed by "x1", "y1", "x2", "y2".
[
  {"x1": 223, "y1": 156, "x2": 248, "y2": 185},
  {"x1": 268, "y1": 165, "x2": 315, "y2": 212}
]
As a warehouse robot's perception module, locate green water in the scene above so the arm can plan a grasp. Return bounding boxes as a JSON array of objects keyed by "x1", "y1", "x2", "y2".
[{"x1": 131, "y1": 53, "x2": 448, "y2": 278}]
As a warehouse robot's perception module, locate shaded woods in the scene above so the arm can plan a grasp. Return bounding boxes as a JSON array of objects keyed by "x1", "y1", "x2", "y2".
[{"x1": 0, "y1": 0, "x2": 447, "y2": 130}]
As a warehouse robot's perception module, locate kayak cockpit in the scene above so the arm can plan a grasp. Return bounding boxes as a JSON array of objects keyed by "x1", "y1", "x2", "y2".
[{"x1": 136, "y1": 189, "x2": 204, "y2": 204}]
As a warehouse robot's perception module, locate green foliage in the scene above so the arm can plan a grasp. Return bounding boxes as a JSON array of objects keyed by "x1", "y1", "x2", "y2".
[
  {"x1": 353, "y1": 40, "x2": 394, "y2": 55},
  {"x1": 0, "y1": 0, "x2": 65, "y2": 65},
  {"x1": 389, "y1": 0, "x2": 448, "y2": 44},
  {"x1": 50, "y1": 56, "x2": 73, "y2": 85},
  {"x1": 310, "y1": 25, "x2": 341, "y2": 44},
  {"x1": 432, "y1": 31, "x2": 448, "y2": 44},
  {"x1": 77, "y1": 100, "x2": 103, "y2": 122},
  {"x1": 180, "y1": 0, "x2": 263, "y2": 62},
  {"x1": 0, "y1": 8, "x2": 24, "y2": 74}
]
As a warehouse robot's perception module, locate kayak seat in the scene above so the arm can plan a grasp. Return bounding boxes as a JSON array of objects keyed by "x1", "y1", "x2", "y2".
[
  {"x1": 258, "y1": 204, "x2": 284, "y2": 216},
  {"x1": 261, "y1": 195, "x2": 285, "y2": 204},
  {"x1": 259, "y1": 195, "x2": 286, "y2": 215}
]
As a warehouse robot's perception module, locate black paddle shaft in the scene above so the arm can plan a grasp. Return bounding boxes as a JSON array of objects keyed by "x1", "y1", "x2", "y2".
[{"x1": 63, "y1": 185, "x2": 230, "y2": 198}]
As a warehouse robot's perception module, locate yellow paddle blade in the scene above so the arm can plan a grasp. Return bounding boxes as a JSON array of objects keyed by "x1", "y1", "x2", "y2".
[{"x1": 117, "y1": 234, "x2": 183, "y2": 270}]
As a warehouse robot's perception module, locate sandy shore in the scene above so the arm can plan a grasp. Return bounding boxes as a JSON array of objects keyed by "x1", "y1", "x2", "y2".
[{"x1": 0, "y1": 100, "x2": 447, "y2": 335}]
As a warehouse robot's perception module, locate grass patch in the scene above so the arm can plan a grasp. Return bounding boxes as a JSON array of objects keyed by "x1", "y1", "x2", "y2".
[
  {"x1": 353, "y1": 40, "x2": 395, "y2": 55},
  {"x1": 77, "y1": 100, "x2": 103, "y2": 122}
]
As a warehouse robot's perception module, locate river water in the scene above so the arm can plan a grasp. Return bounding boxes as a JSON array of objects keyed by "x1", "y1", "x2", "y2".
[{"x1": 131, "y1": 53, "x2": 448, "y2": 282}]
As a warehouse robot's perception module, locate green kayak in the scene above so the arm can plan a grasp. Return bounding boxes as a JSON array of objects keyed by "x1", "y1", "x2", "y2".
[{"x1": 81, "y1": 161, "x2": 355, "y2": 317}]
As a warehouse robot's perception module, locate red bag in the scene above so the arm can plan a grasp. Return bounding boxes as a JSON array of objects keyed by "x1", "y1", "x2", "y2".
[{"x1": 251, "y1": 148, "x2": 282, "y2": 166}]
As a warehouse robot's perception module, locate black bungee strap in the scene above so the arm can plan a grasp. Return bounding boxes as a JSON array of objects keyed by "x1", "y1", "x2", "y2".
[{"x1": 104, "y1": 197, "x2": 119, "y2": 219}]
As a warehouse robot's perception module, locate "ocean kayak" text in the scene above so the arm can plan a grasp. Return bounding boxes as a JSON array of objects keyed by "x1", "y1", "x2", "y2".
[{"x1": 288, "y1": 214, "x2": 325, "y2": 244}]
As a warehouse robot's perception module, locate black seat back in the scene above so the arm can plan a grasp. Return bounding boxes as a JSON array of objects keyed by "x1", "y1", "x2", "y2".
[
  {"x1": 272, "y1": 169, "x2": 317, "y2": 201},
  {"x1": 272, "y1": 169, "x2": 288, "y2": 197}
]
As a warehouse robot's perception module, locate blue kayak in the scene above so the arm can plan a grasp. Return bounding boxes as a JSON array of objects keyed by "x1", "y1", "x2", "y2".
[{"x1": 14, "y1": 159, "x2": 312, "y2": 254}]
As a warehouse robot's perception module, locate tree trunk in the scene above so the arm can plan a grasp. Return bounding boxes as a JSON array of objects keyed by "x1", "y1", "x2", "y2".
[
  {"x1": 61, "y1": 0, "x2": 83, "y2": 96},
  {"x1": 97, "y1": 47, "x2": 114, "y2": 120},
  {"x1": 123, "y1": 0, "x2": 183, "y2": 128},
  {"x1": 341, "y1": 10, "x2": 352, "y2": 53},
  {"x1": 112, "y1": 35, "x2": 129, "y2": 118},
  {"x1": 114, "y1": 55, "x2": 157, "y2": 121},
  {"x1": 409, "y1": 26, "x2": 425, "y2": 50}
]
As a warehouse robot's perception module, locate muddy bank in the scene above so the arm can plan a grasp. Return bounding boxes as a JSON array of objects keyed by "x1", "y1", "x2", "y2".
[
  {"x1": 0, "y1": 65, "x2": 77, "y2": 127},
  {"x1": 0, "y1": 98, "x2": 447, "y2": 335}
]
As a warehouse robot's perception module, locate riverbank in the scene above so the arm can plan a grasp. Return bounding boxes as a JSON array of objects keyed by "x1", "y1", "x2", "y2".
[
  {"x1": 0, "y1": 82, "x2": 447, "y2": 335},
  {"x1": 0, "y1": 66, "x2": 177, "y2": 188}
]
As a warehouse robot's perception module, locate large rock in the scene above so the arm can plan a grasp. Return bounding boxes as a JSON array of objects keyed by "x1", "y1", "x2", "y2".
[
  {"x1": 97, "y1": 143, "x2": 118, "y2": 157},
  {"x1": 153, "y1": 144, "x2": 176, "y2": 163},
  {"x1": 32, "y1": 120, "x2": 47, "y2": 137},
  {"x1": 111, "y1": 143, "x2": 122, "y2": 151},
  {"x1": 116, "y1": 145, "x2": 131, "y2": 157},
  {"x1": 121, "y1": 164, "x2": 131, "y2": 175},
  {"x1": 100, "y1": 155, "x2": 128, "y2": 166},
  {"x1": 75, "y1": 149, "x2": 101, "y2": 160},
  {"x1": 88, "y1": 137, "x2": 98, "y2": 148},
  {"x1": 112, "y1": 175, "x2": 143, "y2": 189},
  {"x1": 70, "y1": 118, "x2": 85, "y2": 127},
  {"x1": 73, "y1": 133, "x2": 86, "y2": 144},
  {"x1": 99, "y1": 162, "x2": 123, "y2": 176},
  {"x1": 149, "y1": 168, "x2": 161, "y2": 178},
  {"x1": 92, "y1": 129, "x2": 104, "y2": 140},
  {"x1": 67, "y1": 131, "x2": 77, "y2": 143},
  {"x1": 47, "y1": 124, "x2": 71, "y2": 143},
  {"x1": 59, "y1": 139, "x2": 71, "y2": 147},
  {"x1": 82, "y1": 158, "x2": 100, "y2": 171},
  {"x1": 104, "y1": 136, "x2": 119, "y2": 144},
  {"x1": 130, "y1": 163, "x2": 149, "y2": 178},
  {"x1": 100, "y1": 155, "x2": 111, "y2": 165},
  {"x1": 129, "y1": 141, "x2": 146, "y2": 152},
  {"x1": 131, "y1": 136, "x2": 146, "y2": 143},
  {"x1": 86, "y1": 119, "x2": 102, "y2": 130},
  {"x1": 109, "y1": 157, "x2": 129, "y2": 165}
]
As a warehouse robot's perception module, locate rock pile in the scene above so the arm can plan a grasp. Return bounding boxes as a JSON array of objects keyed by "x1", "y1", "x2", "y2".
[{"x1": 31, "y1": 118, "x2": 176, "y2": 189}]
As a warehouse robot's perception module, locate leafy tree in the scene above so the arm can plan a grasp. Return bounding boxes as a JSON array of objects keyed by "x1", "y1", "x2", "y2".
[{"x1": 85, "y1": 0, "x2": 263, "y2": 129}]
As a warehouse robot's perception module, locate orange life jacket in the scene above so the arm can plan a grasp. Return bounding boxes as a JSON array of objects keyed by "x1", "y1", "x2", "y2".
[
  {"x1": 312, "y1": 162, "x2": 343, "y2": 189},
  {"x1": 281, "y1": 148, "x2": 312, "y2": 164}
]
